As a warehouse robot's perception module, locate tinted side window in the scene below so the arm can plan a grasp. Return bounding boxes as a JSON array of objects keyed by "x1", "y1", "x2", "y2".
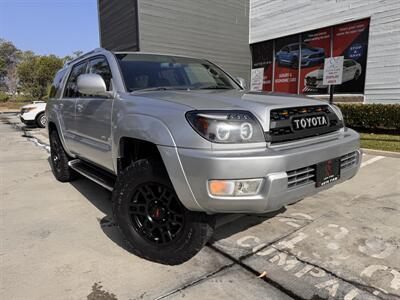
[
  {"x1": 64, "y1": 61, "x2": 87, "y2": 98},
  {"x1": 49, "y1": 69, "x2": 66, "y2": 99},
  {"x1": 87, "y1": 57, "x2": 112, "y2": 90}
]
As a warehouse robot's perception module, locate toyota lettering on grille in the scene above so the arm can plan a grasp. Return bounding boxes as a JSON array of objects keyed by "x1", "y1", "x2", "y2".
[{"x1": 292, "y1": 114, "x2": 328, "y2": 130}]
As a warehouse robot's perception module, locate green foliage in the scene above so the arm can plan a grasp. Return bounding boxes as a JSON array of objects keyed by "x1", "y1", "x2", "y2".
[
  {"x1": 0, "y1": 39, "x2": 21, "y2": 93},
  {"x1": 17, "y1": 53, "x2": 63, "y2": 99},
  {"x1": 337, "y1": 103, "x2": 400, "y2": 130},
  {"x1": 0, "y1": 91, "x2": 10, "y2": 102}
]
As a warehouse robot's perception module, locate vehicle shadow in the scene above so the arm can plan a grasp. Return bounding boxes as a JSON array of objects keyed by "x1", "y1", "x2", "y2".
[
  {"x1": 46, "y1": 157, "x2": 285, "y2": 256},
  {"x1": 210, "y1": 208, "x2": 284, "y2": 243}
]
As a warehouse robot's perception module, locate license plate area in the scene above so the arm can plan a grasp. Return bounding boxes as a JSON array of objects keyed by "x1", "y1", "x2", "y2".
[{"x1": 315, "y1": 158, "x2": 340, "y2": 187}]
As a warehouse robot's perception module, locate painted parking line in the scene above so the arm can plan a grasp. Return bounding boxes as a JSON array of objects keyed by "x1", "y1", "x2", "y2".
[{"x1": 361, "y1": 156, "x2": 385, "y2": 168}]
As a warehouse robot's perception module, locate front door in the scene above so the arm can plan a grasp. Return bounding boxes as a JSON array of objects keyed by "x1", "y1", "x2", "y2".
[
  {"x1": 60, "y1": 60, "x2": 87, "y2": 152},
  {"x1": 74, "y1": 56, "x2": 114, "y2": 171}
]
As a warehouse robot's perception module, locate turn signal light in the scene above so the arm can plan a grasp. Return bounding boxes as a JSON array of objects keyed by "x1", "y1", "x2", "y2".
[{"x1": 208, "y1": 179, "x2": 263, "y2": 196}]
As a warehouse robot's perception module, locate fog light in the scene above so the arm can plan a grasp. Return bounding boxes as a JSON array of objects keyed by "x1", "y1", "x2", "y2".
[{"x1": 208, "y1": 179, "x2": 263, "y2": 196}]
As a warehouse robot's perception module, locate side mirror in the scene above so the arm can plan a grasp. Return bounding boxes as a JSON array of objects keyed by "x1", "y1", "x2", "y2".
[
  {"x1": 236, "y1": 77, "x2": 247, "y2": 89},
  {"x1": 77, "y1": 73, "x2": 110, "y2": 97}
]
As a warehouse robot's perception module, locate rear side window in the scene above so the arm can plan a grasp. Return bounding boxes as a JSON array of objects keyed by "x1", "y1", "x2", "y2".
[
  {"x1": 49, "y1": 69, "x2": 66, "y2": 99},
  {"x1": 87, "y1": 56, "x2": 112, "y2": 90},
  {"x1": 64, "y1": 61, "x2": 87, "y2": 98}
]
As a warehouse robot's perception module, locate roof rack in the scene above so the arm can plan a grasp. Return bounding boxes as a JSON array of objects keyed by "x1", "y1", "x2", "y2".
[{"x1": 64, "y1": 48, "x2": 105, "y2": 67}]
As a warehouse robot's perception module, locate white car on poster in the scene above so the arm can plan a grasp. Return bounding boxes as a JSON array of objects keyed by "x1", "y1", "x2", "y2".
[
  {"x1": 19, "y1": 101, "x2": 47, "y2": 128},
  {"x1": 304, "y1": 59, "x2": 362, "y2": 89}
]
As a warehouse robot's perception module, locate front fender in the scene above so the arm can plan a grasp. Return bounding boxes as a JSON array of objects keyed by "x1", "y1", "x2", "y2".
[
  {"x1": 113, "y1": 113, "x2": 176, "y2": 158},
  {"x1": 112, "y1": 114, "x2": 204, "y2": 211}
]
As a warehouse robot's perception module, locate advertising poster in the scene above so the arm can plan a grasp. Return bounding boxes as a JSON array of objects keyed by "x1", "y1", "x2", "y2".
[
  {"x1": 251, "y1": 41, "x2": 273, "y2": 91},
  {"x1": 332, "y1": 19, "x2": 369, "y2": 93},
  {"x1": 300, "y1": 28, "x2": 331, "y2": 94},
  {"x1": 274, "y1": 35, "x2": 299, "y2": 93}
]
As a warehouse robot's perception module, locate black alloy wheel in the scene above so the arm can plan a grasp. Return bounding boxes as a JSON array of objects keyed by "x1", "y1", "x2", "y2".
[
  {"x1": 129, "y1": 182, "x2": 185, "y2": 245},
  {"x1": 113, "y1": 159, "x2": 215, "y2": 265}
]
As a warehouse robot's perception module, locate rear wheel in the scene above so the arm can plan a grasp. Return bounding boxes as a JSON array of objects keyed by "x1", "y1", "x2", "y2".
[
  {"x1": 49, "y1": 130, "x2": 77, "y2": 182},
  {"x1": 36, "y1": 112, "x2": 46, "y2": 128},
  {"x1": 113, "y1": 159, "x2": 215, "y2": 265}
]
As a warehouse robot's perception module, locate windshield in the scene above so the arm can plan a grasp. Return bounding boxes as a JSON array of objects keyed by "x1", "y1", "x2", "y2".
[{"x1": 115, "y1": 54, "x2": 239, "y2": 92}]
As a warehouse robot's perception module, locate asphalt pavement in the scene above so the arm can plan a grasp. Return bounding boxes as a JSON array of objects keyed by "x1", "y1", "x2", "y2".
[{"x1": 1, "y1": 112, "x2": 399, "y2": 300}]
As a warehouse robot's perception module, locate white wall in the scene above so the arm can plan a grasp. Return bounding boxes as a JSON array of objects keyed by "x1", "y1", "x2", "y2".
[
  {"x1": 139, "y1": 0, "x2": 251, "y2": 81},
  {"x1": 250, "y1": 0, "x2": 400, "y2": 103}
]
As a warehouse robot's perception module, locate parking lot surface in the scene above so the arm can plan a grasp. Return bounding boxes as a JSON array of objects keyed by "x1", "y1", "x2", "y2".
[{"x1": 1, "y1": 112, "x2": 399, "y2": 300}]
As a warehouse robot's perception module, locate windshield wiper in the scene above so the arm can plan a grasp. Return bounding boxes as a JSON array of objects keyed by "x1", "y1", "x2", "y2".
[
  {"x1": 130, "y1": 86, "x2": 189, "y2": 93},
  {"x1": 197, "y1": 85, "x2": 233, "y2": 90}
]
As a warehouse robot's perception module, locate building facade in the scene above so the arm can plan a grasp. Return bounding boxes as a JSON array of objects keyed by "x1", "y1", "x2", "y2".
[
  {"x1": 98, "y1": 0, "x2": 400, "y2": 103},
  {"x1": 98, "y1": 0, "x2": 250, "y2": 81}
]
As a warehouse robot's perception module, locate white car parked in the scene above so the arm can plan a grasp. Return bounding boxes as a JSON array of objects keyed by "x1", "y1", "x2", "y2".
[
  {"x1": 20, "y1": 101, "x2": 47, "y2": 128},
  {"x1": 304, "y1": 59, "x2": 362, "y2": 89}
]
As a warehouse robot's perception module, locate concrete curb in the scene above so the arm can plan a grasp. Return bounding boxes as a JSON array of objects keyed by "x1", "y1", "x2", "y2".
[{"x1": 362, "y1": 148, "x2": 400, "y2": 158}]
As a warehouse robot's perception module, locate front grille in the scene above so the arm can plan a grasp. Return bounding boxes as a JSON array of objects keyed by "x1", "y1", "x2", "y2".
[
  {"x1": 267, "y1": 105, "x2": 343, "y2": 144},
  {"x1": 341, "y1": 151, "x2": 358, "y2": 169},
  {"x1": 286, "y1": 151, "x2": 358, "y2": 189},
  {"x1": 287, "y1": 166, "x2": 316, "y2": 189}
]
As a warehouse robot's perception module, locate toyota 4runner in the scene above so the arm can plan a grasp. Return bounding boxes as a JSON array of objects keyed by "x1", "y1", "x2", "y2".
[{"x1": 46, "y1": 48, "x2": 361, "y2": 265}]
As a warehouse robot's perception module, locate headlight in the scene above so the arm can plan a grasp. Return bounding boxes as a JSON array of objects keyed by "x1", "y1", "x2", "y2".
[
  {"x1": 21, "y1": 107, "x2": 35, "y2": 114},
  {"x1": 186, "y1": 111, "x2": 265, "y2": 143}
]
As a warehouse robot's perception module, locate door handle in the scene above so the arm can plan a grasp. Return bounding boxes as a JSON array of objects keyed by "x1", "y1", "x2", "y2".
[
  {"x1": 76, "y1": 104, "x2": 84, "y2": 112},
  {"x1": 59, "y1": 103, "x2": 64, "y2": 109}
]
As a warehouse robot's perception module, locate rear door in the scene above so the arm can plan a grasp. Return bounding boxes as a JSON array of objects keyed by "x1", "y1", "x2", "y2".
[
  {"x1": 59, "y1": 61, "x2": 87, "y2": 152},
  {"x1": 74, "y1": 56, "x2": 114, "y2": 171}
]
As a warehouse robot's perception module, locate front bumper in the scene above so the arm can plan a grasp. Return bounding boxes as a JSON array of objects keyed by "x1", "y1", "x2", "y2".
[
  {"x1": 162, "y1": 128, "x2": 361, "y2": 213},
  {"x1": 19, "y1": 114, "x2": 36, "y2": 125}
]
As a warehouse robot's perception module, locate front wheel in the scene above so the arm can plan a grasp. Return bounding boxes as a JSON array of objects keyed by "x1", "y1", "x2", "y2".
[
  {"x1": 113, "y1": 159, "x2": 215, "y2": 265},
  {"x1": 36, "y1": 112, "x2": 47, "y2": 128}
]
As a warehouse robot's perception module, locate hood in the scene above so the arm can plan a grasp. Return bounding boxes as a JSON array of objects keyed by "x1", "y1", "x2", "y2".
[
  {"x1": 306, "y1": 69, "x2": 324, "y2": 79},
  {"x1": 127, "y1": 89, "x2": 325, "y2": 127}
]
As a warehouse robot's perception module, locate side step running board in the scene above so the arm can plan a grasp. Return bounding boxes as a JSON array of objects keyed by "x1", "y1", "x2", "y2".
[{"x1": 68, "y1": 159, "x2": 115, "y2": 191}]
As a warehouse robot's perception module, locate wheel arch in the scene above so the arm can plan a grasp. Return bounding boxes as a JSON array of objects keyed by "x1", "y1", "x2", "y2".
[
  {"x1": 116, "y1": 136, "x2": 203, "y2": 212},
  {"x1": 117, "y1": 137, "x2": 164, "y2": 174}
]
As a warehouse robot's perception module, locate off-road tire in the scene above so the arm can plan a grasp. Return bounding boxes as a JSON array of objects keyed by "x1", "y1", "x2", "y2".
[
  {"x1": 36, "y1": 112, "x2": 46, "y2": 128},
  {"x1": 112, "y1": 159, "x2": 215, "y2": 265},
  {"x1": 49, "y1": 130, "x2": 77, "y2": 182}
]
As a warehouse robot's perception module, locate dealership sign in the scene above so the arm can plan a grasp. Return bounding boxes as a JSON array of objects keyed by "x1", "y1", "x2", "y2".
[
  {"x1": 250, "y1": 67, "x2": 264, "y2": 91},
  {"x1": 323, "y1": 56, "x2": 344, "y2": 85}
]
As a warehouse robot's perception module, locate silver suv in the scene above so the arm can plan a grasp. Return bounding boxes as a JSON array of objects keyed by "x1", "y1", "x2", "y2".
[{"x1": 46, "y1": 48, "x2": 361, "y2": 265}]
